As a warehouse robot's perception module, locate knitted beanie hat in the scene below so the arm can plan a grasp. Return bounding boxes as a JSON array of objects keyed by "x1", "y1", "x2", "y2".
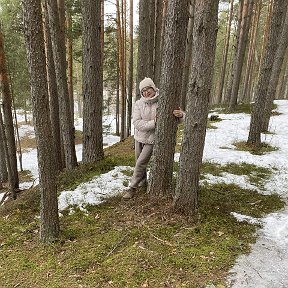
[{"x1": 139, "y1": 77, "x2": 156, "y2": 93}]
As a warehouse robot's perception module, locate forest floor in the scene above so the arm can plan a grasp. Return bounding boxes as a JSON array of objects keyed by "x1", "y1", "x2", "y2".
[{"x1": 0, "y1": 101, "x2": 288, "y2": 287}]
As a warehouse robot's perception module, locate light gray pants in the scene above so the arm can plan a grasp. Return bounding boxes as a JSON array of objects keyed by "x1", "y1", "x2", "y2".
[{"x1": 129, "y1": 141, "x2": 153, "y2": 189}]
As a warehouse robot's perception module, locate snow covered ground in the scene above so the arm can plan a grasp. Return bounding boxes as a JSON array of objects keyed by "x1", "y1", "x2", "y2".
[{"x1": 10, "y1": 100, "x2": 288, "y2": 287}]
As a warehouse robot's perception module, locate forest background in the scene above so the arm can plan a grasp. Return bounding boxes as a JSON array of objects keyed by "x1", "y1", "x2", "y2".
[{"x1": 0, "y1": 0, "x2": 288, "y2": 287}]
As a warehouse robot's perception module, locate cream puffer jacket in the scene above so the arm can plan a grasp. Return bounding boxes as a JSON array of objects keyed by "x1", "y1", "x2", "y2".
[{"x1": 133, "y1": 90, "x2": 159, "y2": 144}]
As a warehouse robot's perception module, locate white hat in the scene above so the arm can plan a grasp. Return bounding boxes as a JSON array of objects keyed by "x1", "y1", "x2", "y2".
[{"x1": 139, "y1": 77, "x2": 156, "y2": 93}]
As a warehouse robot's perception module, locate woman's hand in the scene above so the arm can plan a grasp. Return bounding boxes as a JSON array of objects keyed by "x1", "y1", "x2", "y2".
[{"x1": 173, "y1": 108, "x2": 184, "y2": 118}]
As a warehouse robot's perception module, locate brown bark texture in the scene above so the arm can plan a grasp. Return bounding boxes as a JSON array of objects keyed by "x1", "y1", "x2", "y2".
[
  {"x1": 0, "y1": 27, "x2": 19, "y2": 190},
  {"x1": 248, "y1": 0, "x2": 288, "y2": 146},
  {"x1": 82, "y1": 0, "x2": 104, "y2": 163},
  {"x1": 174, "y1": 0, "x2": 219, "y2": 215},
  {"x1": 22, "y1": 0, "x2": 60, "y2": 242},
  {"x1": 47, "y1": 0, "x2": 77, "y2": 169},
  {"x1": 147, "y1": 0, "x2": 190, "y2": 196}
]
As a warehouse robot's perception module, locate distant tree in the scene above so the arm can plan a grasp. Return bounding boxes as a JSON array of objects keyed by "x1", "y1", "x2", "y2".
[
  {"x1": 240, "y1": 0, "x2": 261, "y2": 104},
  {"x1": 216, "y1": 0, "x2": 234, "y2": 104},
  {"x1": 126, "y1": 0, "x2": 134, "y2": 137},
  {"x1": 174, "y1": 0, "x2": 219, "y2": 215},
  {"x1": 0, "y1": 0, "x2": 30, "y2": 110},
  {"x1": 43, "y1": 0, "x2": 64, "y2": 171},
  {"x1": 153, "y1": 0, "x2": 166, "y2": 85},
  {"x1": 180, "y1": 0, "x2": 195, "y2": 110},
  {"x1": 248, "y1": 0, "x2": 288, "y2": 146},
  {"x1": 46, "y1": 0, "x2": 77, "y2": 169},
  {"x1": 0, "y1": 25, "x2": 19, "y2": 193},
  {"x1": 228, "y1": 0, "x2": 254, "y2": 111},
  {"x1": 22, "y1": 0, "x2": 60, "y2": 242},
  {"x1": 81, "y1": 0, "x2": 104, "y2": 163},
  {"x1": 147, "y1": 0, "x2": 190, "y2": 196},
  {"x1": 0, "y1": 108, "x2": 9, "y2": 187},
  {"x1": 136, "y1": 0, "x2": 156, "y2": 99}
]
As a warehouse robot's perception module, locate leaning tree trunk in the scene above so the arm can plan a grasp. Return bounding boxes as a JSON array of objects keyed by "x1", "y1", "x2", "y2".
[
  {"x1": 277, "y1": 52, "x2": 288, "y2": 99},
  {"x1": 147, "y1": 0, "x2": 190, "y2": 197},
  {"x1": 174, "y1": 0, "x2": 219, "y2": 216},
  {"x1": 0, "y1": 107, "x2": 12, "y2": 194},
  {"x1": 43, "y1": 0, "x2": 64, "y2": 171},
  {"x1": 46, "y1": 0, "x2": 77, "y2": 169},
  {"x1": 225, "y1": 0, "x2": 244, "y2": 105},
  {"x1": 261, "y1": 5, "x2": 288, "y2": 132},
  {"x1": 153, "y1": 0, "x2": 165, "y2": 86},
  {"x1": 22, "y1": 0, "x2": 60, "y2": 243},
  {"x1": 81, "y1": 0, "x2": 104, "y2": 163},
  {"x1": 0, "y1": 26, "x2": 19, "y2": 191},
  {"x1": 228, "y1": 0, "x2": 254, "y2": 111},
  {"x1": 136, "y1": 0, "x2": 156, "y2": 99},
  {"x1": 0, "y1": 114, "x2": 8, "y2": 184},
  {"x1": 240, "y1": 0, "x2": 261, "y2": 104},
  {"x1": 216, "y1": 0, "x2": 234, "y2": 104},
  {"x1": 248, "y1": 0, "x2": 288, "y2": 146},
  {"x1": 180, "y1": 0, "x2": 195, "y2": 110}
]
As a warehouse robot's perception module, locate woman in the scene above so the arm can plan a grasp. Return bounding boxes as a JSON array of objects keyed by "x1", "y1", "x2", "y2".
[{"x1": 123, "y1": 77, "x2": 184, "y2": 199}]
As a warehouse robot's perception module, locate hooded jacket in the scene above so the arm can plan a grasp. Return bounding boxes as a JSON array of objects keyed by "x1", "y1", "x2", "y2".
[{"x1": 132, "y1": 89, "x2": 159, "y2": 144}]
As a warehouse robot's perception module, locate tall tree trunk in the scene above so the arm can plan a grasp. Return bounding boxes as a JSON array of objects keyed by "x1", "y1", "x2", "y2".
[
  {"x1": 43, "y1": 0, "x2": 64, "y2": 171},
  {"x1": 136, "y1": 0, "x2": 156, "y2": 99},
  {"x1": 262, "y1": 6, "x2": 288, "y2": 131},
  {"x1": 277, "y1": 52, "x2": 288, "y2": 99},
  {"x1": 240, "y1": 0, "x2": 261, "y2": 103},
  {"x1": 47, "y1": 0, "x2": 77, "y2": 169},
  {"x1": 9, "y1": 77, "x2": 23, "y2": 172},
  {"x1": 66, "y1": 10, "x2": 74, "y2": 125},
  {"x1": 126, "y1": 0, "x2": 133, "y2": 137},
  {"x1": 174, "y1": 0, "x2": 219, "y2": 215},
  {"x1": 248, "y1": 0, "x2": 287, "y2": 146},
  {"x1": 225, "y1": 0, "x2": 244, "y2": 105},
  {"x1": 0, "y1": 107, "x2": 13, "y2": 196},
  {"x1": 228, "y1": 0, "x2": 254, "y2": 111},
  {"x1": 147, "y1": 0, "x2": 190, "y2": 197},
  {"x1": 216, "y1": 0, "x2": 234, "y2": 104},
  {"x1": 0, "y1": 112, "x2": 8, "y2": 184},
  {"x1": 153, "y1": 0, "x2": 164, "y2": 86},
  {"x1": 116, "y1": 0, "x2": 126, "y2": 140},
  {"x1": 81, "y1": 0, "x2": 104, "y2": 163},
  {"x1": 0, "y1": 26, "x2": 19, "y2": 191},
  {"x1": 22, "y1": 0, "x2": 60, "y2": 242},
  {"x1": 257, "y1": 0, "x2": 273, "y2": 75},
  {"x1": 180, "y1": 0, "x2": 195, "y2": 110}
]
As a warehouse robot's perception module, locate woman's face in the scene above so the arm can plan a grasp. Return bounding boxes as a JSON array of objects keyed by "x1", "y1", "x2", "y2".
[{"x1": 141, "y1": 87, "x2": 156, "y2": 98}]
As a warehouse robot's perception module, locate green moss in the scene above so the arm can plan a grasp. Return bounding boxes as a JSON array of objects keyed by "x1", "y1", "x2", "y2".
[{"x1": 234, "y1": 141, "x2": 279, "y2": 155}]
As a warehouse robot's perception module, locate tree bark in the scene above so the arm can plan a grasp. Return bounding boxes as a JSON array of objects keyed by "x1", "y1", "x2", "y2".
[
  {"x1": 43, "y1": 0, "x2": 64, "y2": 171},
  {"x1": 66, "y1": 10, "x2": 74, "y2": 126},
  {"x1": 136, "y1": 0, "x2": 156, "y2": 100},
  {"x1": 47, "y1": 0, "x2": 77, "y2": 169},
  {"x1": 240, "y1": 0, "x2": 261, "y2": 104},
  {"x1": 147, "y1": 0, "x2": 189, "y2": 197},
  {"x1": 248, "y1": 0, "x2": 287, "y2": 146},
  {"x1": 81, "y1": 0, "x2": 104, "y2": 163},
  {"x1": 174, "y1": 0, "x2": 219, "y2": 215},
  {"x1": 0, "y1": 112, "x2": 8, "y2": 183},
  {"x1": 216, "y1": 0, "x2": 234, "y2": 104},
  {"x1": 0, "y1": 26, "x2": 19, "y2": 190},
  {"x1": 126, "y1": 0, "x2": 133, "y2": 137},
  {"x1": 180, "y1": 0, "x2": 195, "y2": 110},
  {"x1": 262, "y1": 6, "x2": 288, "y2": 131},
  {"x1": 228, "y1": 0, "x2": 254, "y2": 111},
  {"x1": 22, "y1": 0, "x2": 60, "y2": 242}
]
